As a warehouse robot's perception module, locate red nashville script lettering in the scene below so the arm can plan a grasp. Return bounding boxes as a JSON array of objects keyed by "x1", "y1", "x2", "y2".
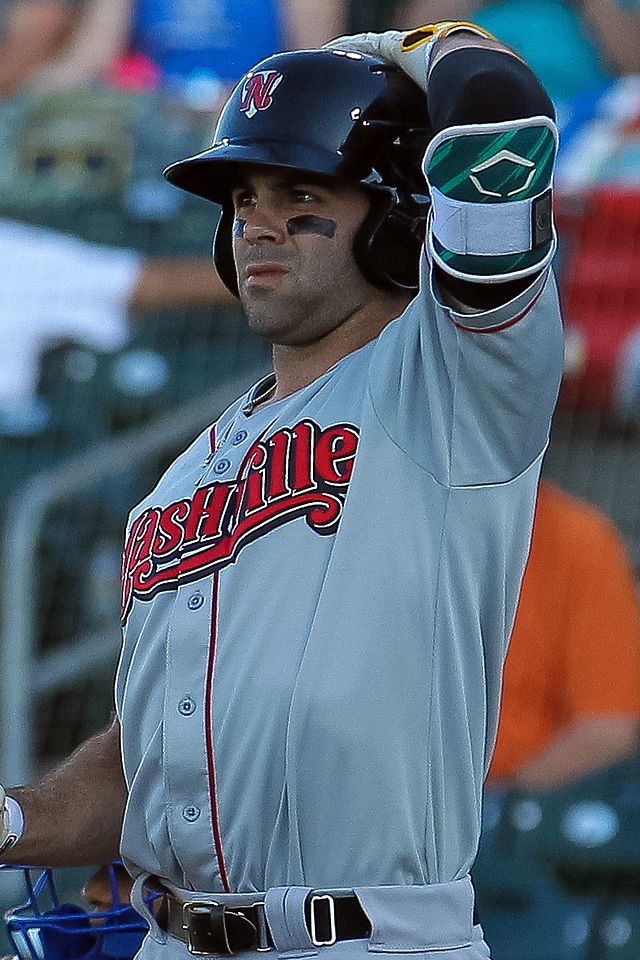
[{"x1": 121, "y1": 419, "x2": 359, "y2": 622}]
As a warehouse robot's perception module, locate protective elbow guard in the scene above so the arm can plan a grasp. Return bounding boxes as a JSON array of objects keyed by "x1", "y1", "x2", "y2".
[
  {"x1": 424, "y1": 48, "x2": 557, "y2": 283},
  {"x1": 423, "y1": 115, "x2": 558, "y2": 283}
]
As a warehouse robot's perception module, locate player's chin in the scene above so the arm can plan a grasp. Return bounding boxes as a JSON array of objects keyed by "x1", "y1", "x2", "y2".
[
  {"x1": 238, "y1": 282, "x2": 291, "y2": 320},
  {"x1": 244, "y1": 308, "x2": 319, "y2": 345}
]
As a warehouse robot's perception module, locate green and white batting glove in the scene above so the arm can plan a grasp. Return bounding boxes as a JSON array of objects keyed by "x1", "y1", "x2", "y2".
[{"x1": 324, "y1": 22, "x2": 496, "y2": 92}]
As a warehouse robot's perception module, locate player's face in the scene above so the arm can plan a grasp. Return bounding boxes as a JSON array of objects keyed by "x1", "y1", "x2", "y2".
[{"x1": 231, "y1": 167, "x2": 375, "y2": 345}]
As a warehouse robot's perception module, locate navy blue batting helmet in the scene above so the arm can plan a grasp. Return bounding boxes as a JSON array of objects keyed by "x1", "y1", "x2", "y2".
[{"x1": 164, "y1": 48, "x2": 432, "y2": 295}]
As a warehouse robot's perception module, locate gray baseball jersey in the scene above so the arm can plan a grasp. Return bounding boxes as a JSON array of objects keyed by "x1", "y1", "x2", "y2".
[{"x1": 115, "y1": 258, "x2": 563, "y2": 896}]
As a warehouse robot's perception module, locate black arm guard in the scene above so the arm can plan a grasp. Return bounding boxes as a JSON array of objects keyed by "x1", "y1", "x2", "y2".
[{"x1": 427, "y1": 46, "x2": 555, "y2": 133}]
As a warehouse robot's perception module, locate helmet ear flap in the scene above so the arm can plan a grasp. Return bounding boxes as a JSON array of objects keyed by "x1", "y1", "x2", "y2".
[
  {"x1": 353, "y1": 191, "x2": 397, "y2": 290},
  {"x1": 213, "y1": 206, "x2": 239, "y2": 297},
  {"x1": 354, "y1": 189, "x2": 429, "y2": 292}
]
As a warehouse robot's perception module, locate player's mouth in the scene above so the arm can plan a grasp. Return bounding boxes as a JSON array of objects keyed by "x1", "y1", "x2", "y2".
[{"x1": 244, "y1": 263, "x2": 291, "y2": 288}]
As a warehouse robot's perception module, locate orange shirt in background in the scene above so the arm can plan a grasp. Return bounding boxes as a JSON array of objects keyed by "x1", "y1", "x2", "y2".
[{"x1": 489, "y1": 480, "x2": 640, "y2": 781}]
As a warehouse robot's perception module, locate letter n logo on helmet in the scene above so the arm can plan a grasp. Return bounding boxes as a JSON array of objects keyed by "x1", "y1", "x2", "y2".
[{"x1": 240, "y1": 70, "x2": 284, "y2": 119}]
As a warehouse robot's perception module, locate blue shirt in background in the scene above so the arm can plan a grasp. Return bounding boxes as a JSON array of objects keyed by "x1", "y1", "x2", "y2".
[{"x1": 132, "y1": 0, "x2": 283, "y2": 87}]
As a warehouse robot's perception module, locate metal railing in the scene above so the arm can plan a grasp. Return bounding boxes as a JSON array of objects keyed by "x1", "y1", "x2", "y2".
[{"x1": 0, "y1": 362, "x2": 268, "y2": 787}]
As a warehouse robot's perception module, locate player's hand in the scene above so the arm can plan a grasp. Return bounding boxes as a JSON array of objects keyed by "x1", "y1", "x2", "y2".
[{"x1": 324, "y1": 23, "x2": 494, "y2": 92}]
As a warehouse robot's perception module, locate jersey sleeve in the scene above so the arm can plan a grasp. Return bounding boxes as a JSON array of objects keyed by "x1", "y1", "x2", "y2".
[{"x1": 368, "y1": 252, "x2": 564, "y2": 486}]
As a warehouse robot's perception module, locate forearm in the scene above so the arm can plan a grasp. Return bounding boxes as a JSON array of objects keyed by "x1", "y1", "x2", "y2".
[
  {"x1": 27, "y1": 0, "x2": 131, "y2": 91},
  {"x1": 325, "y1": 24, "x2": 558, "y2": 309},
  {"x1": 0, "y1": 1, "x2": 72, "y2": 96},
  {"x1": 2, "y1": 717, "x2": 126, "y2": 866},
  {"x1": 512, "y1": 716, "x2": 640, "y2": 792},
  {"x1": 582, "y1": 0, "x2": 640, "y2": 76},
  {"x1": 283, "y1": 0, "x2": 347, "y2": 49},
  {"x1": 0, "y1": 42, "x2": 51, "y2": 95},
  {"x1": 395, "y1": 1, "x2": 477, "y2": 27},
  {"x1": 129, "y1": 257, "x2": 234, "y2": 312}
]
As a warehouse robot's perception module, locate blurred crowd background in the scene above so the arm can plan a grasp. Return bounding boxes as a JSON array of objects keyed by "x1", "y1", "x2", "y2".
[{"x1": 1, "y1": 1, "x2": 640, "y2": 958}]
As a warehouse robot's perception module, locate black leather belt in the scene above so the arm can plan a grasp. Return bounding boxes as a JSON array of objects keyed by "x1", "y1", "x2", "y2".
[{"x1": 157, "y1": 889, "x2": 372, "y2": 956}]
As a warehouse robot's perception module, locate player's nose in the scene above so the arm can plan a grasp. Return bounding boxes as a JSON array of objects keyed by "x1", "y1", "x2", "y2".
[{"x1": 241, "y1": 203, "x2": 287, "y2": 245}]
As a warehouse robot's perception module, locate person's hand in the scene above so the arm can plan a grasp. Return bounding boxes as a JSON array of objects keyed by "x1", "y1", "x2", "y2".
[{"x1": 324, "y1": 22, "x2": 494, "y2": 92}]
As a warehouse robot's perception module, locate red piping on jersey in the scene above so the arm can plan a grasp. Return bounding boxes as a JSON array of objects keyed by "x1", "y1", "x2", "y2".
[
  {"x1": 204, "y1": 420, "x2": 230, "y2": 891},
  {"x1": 205, "y1": 569, "x2": 230, "y2": 892},
  {"x1": 452, "y1": 284, "x2": 544, "y2": 334}
]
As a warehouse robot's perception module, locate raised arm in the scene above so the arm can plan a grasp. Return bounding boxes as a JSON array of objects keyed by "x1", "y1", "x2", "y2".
[
  {"x1": 331, "y1": 24, "x2": 564, "y2": 484},
  {"x1": 26, "y1": 0, "x2": 132, "y2": 92},
  {"x1": 0, "y1": 1, "x2": 74, "y2": 96},
  {"x1": 512, "y1": 716, "x2": 640, "y2": 792},
  {"x1": 326, "y1": 23, "x2": 557, "y2": 312},
  {"x1": 1, "y1": 716, "x2": 126, "y2": 866},
  {"x1": 425, "y1": 29, "x2": 555, "y2": 311},
  {"x1": 281, "y1": 0, "x2": 347, "y2": 49}
]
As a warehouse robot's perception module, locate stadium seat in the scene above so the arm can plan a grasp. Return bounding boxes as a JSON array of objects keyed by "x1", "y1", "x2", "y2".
[
  {"x1": 518, "y1": 754, "x2": 640, "y2": 880},
  {"x1": 35, "y1": 340, "x2": 111, "y2": 445},
  {"x1": 474, "y1": 789, "x2": 596, "y2": 960},
  {"x1": 588, "y1": 898, "x2": 640, "y2": 960}
]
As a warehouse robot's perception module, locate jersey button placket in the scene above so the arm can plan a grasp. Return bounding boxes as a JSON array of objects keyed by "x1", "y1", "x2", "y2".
[
  {"x1": 177, "y1": 696, "x2": 196, "y2": 716},
  {"x1": 187, "y1": 592, "x2": 205, "y2": 610},
  {"x1": 164, "y1": 582, "x2": 214, "y2": 883}
]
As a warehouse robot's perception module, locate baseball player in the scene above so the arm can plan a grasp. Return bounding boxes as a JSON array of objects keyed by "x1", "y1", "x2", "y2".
[{"x1": 1, "y1": 22, "x2": 564, "y2": 960}]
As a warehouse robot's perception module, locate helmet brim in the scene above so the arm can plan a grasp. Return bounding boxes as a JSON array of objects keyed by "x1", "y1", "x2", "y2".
[{"x1": 164, "y1": 140, "x2": 363, "y2": 205}]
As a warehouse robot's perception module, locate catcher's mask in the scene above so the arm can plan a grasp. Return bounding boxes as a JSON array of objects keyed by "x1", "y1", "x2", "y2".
[
  {"x1": 164, "y1": 48, "x2": 432, "y2": 296},
  {"x1": 1, "y1": 862, "x2": 151, "y2": 960}
]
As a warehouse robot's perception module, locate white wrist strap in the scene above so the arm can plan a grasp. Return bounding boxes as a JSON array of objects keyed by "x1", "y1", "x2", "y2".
[
  {"x1": 429, "y1": 186, "x2": 549, "y2": 256},
  {"x1": 1, "y1": 796, "x2": 25, "y2": 853}
]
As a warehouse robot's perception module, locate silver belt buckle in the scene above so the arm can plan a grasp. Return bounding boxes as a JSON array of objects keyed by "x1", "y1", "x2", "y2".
[
  {"x1": 310, "y1": 894, "x2": 337, "y2": 947},
  {"x1": 181, "y1": 898, "x2": 270, "y2": 955}
]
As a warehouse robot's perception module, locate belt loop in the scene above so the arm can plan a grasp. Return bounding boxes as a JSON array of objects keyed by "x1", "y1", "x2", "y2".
[
  {"x1": 265, "y1": 887, "x2": 317, "y2": 957},
  {"x1": 131, "y1": 873, "x2": 167, "y2": 944}
]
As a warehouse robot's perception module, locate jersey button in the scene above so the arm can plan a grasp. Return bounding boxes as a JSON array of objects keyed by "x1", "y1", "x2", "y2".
[
  {"x1": 187, "y1": 592, "x2": 204, "y2": 610},
  {"x1": 232, "y1": 430, "x2": 248, "y2": 445},
  {"x1": 182, "y1": 805, "x2": 201, "y2": 822},
  {"x1": 178, "y1": 697, "x2": 196, "y2": 716},
  {"x1": 213, "y1": 458, "x2": 231, "y2": 475}
]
